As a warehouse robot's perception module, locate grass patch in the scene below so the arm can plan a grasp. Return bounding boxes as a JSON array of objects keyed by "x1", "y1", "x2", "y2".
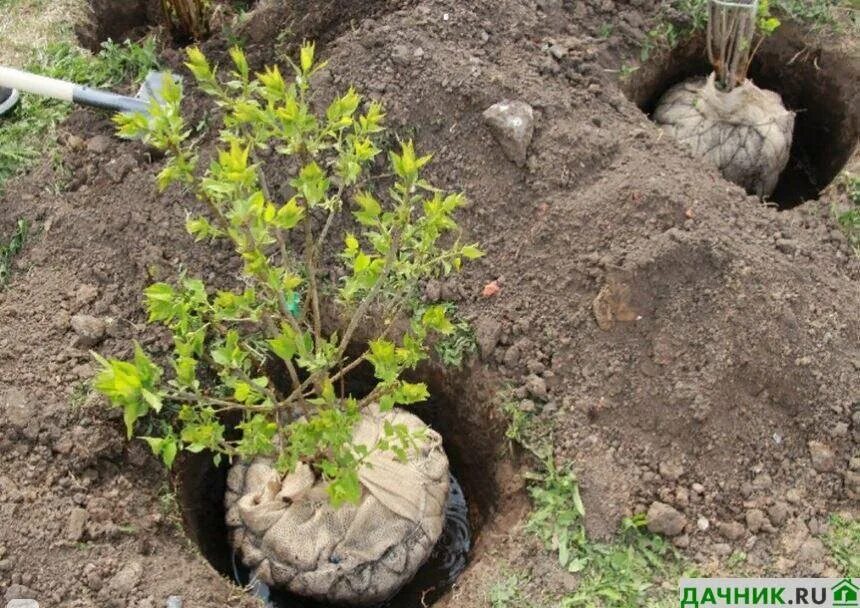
[
  {"x1": 501, "y1": 397, "x2": 554, "y2": 460},
  {"x1": 0, "y1": 38, "x2": 159, "y2": 188},
  {"x1": 525, "y1": 462, "x2": 689, "y2": 608},
  {"x1": 0, "y1": 218, "x2": 29, "y2": 289},
  {"x1": 836, "y1": 173, "x2": 860, "y2": 254},
  {"x1": 824, "y1": 513, "x2": 860, "y2": 576},
  {"x1": 490, "y1": 572, "x2": 540, "y2": 608},
  {"x1": 0, "y1": 0, "x2": 86, "y2": 66}
]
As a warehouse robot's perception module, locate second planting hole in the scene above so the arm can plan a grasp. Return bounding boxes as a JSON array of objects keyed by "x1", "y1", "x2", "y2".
[{"x1": 624, "y1": 23, "x2": 860, "y2": 209}]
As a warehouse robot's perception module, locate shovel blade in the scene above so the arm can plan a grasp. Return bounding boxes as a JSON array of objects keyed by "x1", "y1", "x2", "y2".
[{"x1": 137, "y1": 71, "x2": 181, "y2": 109}]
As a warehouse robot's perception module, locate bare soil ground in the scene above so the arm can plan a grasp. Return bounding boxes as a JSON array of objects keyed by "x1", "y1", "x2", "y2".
[{"x1": 0, "y1": 1, "x2": 858, "y2": 606}]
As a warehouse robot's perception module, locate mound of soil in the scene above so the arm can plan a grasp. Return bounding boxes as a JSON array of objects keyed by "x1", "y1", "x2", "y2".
[{"x1": 0, "y1": 0, "x2": 858, "y2": 606}]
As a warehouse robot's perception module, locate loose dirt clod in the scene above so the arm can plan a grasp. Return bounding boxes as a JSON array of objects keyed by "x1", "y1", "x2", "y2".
[
  {"x1": 225, "y1": 407, "x2": 449, "y2": 606},
  {"x1": 653, "y1": 73, "x2": 794, "y2": 197}
]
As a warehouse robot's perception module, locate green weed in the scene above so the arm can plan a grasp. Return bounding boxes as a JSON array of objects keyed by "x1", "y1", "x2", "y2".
[
  {"x1": 501, "y1": 398, "x2": 553, "y2": 460},
  {"x1": 69, "y1": 382, "x2": 90, "y2": 409},
  {"x1": 525, "y1": 462, "x2": 688, "y2": 608},
  {"x1": 0, "y1": 38, "x2": 159, "y2": 188},
  {"x1": 836, "y1": 173, "x2": 860, "y2": 254},
  {"x1": 490, "y1": 572, "x2": 538, "y2": 608},
  {"x1": 430, "y1": 303, "x2": 477, "y2": 368},
  {"x1": 824, "y1": 513, "x2": 860, "y2": 576},
  {"x1": 0, "y1": 218, "x2": 29, "y2": 289}
]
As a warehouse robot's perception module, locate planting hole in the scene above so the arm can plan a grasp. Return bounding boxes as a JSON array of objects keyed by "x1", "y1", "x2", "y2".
[
  {"x1": 175, "y1": 362, "x2": 500, "y2": 607},
  {"x1": 625, "y1": 24, "x2": 860, "y2": 209}
]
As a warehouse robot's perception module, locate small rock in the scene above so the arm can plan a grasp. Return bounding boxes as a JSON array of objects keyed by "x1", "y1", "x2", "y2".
[
  {"x1": 67, "y1": 507, "x2": 89, "y2": 541},
  {"x1": 483, "y1": 100, "x2": 535, "y2": 167},
  {"x1": 745, "y1": 509, "x2": 770, "y2": 533},
  {"x1": 86, "y1": 135, "x2": 112, "y2": 154},
  {"x1": 474, "y1": 318, "x2": 502, "y2": 360},
  {"x1": 775, "y1": 239, "x2": 797, "y2": 255},
  {"x1": 548, "y1": 43, "x2": 568, "y2": 59},
  {"x1": 675, "y1": 486, "x2": 689, "y2": 508},
  {"x1": 808, "y1": 441, "x2": 835, "y2": 473},
  {"x1": 103, "y1": 154, "x2": 136, "y2": 184},
  {"x1": 524, "y1": 374, "x2": 548, "y2": 401},
  {"x1": 751, "y1": 473, "x2": 772, "y2": 491},
  {"x1": 712, "y1": 542, "x2": 732, "y2": 556},
  {"x1": 796, "y1": 537, "x2": 825, "y2": 562},
  {"x1": 75, "y1": 284, "x2": 99, "y2": 306},
  {"x1": 423, "y1": 280, "x2": 442, "y2": 302},
  {"x1": 0, "y1": 387, "x2": 30, "y2": 430},
  {"x1": 526, "y1": 358, "x2": 545, "y2": 374},
  {"x1": 718, "y1": 521, "x2": 745, "y2": 541},
  {"x1": 672, "y1": 534, "x2": 690, "y2": 548},
  {"x1": 518, "y1": 399, "x2": 536, "y2": 413},
  {"x1": 166, "y1": 597, "x2": 183, "y2": 608},
  {"x1": 70, "y1": 314, "x2": 107, "y2": 347},
  {"x1": 696, "y1": 516, "x2": 710, "y2": 532},
  {"x1": 659, "y1": 460, "x2": 684, "y2": 481},
  {"x1": 390, "y1": 44, "x2": 412, "y2": 66},
  {"x1": 646, "y1": 501, "x2": 686, "y2": 537},
  {"x1": 108, "y1": 561, "x2": 143, "y2": 595},
  {"x1": 844, "y1": 470, "x2": 860, "y2": 495},
  {"x1": 785, "y1": 488, "x2": 803, "y2": 504},
  {"x1": 768, "y1": 502, "x2": 789, "y2": 526},
  {"x1": 691, "y1": 483, "x2": 705, "y2": 494},
  {"x1": 830, "y1": 422, "x2": 849, "y2": 437},
  {"x1": 66, "y1": 134, "x2": 85, "y2": 150}
]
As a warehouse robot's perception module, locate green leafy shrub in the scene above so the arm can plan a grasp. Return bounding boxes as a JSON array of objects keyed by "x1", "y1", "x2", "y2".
[{"x1": 94, "y1": 44, "x2": 481, "y2": 506}]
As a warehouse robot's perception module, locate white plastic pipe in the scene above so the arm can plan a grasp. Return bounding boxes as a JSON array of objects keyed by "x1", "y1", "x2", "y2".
[{"x1": 0, "y1": 66, "x2": 74, "y2": 102}]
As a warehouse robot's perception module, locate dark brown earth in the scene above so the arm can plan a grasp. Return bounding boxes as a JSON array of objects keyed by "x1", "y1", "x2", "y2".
[{"x1": 1, "y1": 1, "x2": 858, "y2": 607}]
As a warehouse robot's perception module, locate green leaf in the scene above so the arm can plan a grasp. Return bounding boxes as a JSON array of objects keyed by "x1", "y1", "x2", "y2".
[
  {"x1": 268, "y1": 324, "x2": 297, "y2": 362},
  {"x1": 300, "y1": 42, "x2": 315, "y2": 74},
  {"x1": 461, "y1": 244, "x2": 484, "y2": 260},
  {"x1": 354, "y1": 191, "x2": 382, "y2": 226},
  {"x1": 421, "y1": 305, "x2": 455, "y2": 335},
  {"x1": 229, "y1": 46, "x2": 249, "y2": 79},
  {"x1": 144, "y1": 283, "x2": 177, "y2": 322},
  {"x1": 141, "y1": 388, "x2": 163, "y2": 413},
  {"x1": 394, "y1": 381, "x2": 429, "y2": 405},
  {"x1": 162, "y1": 438, "x2": 178, "y2": 468},
  {"x1": 274, "y1": 197, "x2": 305, "y2": 229}
]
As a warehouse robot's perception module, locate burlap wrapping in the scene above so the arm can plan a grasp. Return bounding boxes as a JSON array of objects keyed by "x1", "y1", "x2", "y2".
[
  {"x1": 225, "y1": 406, "x2": 450, "y2": 606},
  {"x1": 653, "y1": 73, "x2": 795, "y2": 197}
]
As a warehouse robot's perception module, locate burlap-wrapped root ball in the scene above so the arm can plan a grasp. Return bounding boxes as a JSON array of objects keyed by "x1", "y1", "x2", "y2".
[
  {"x1": 225, "y1": 406, "x2": 450, "y2": 606},
  {"x1": 653, "y1": 73, "x2": 795, "y2": 197}
]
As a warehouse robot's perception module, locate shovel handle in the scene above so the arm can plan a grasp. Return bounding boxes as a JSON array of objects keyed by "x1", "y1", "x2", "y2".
[{"x1": 0, "y1": 66, "x2": 148, "y2": 114}]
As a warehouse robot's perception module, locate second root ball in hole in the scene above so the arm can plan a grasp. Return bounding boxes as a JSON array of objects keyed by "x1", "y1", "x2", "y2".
[{"x1": 653, "y1": 73, "x2": 795, "y2": 198}]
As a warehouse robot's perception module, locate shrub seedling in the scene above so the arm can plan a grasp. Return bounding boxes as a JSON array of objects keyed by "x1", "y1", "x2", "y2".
[
  {"x1": 94, "y1": 44, "x2": 482, "y2": 506},
  {"x1": 161, "y1": 0, "x2": 213, "y2": 41},
  {"x1": 707, "y1": 0, "x2": 781, "y2": 91}
]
